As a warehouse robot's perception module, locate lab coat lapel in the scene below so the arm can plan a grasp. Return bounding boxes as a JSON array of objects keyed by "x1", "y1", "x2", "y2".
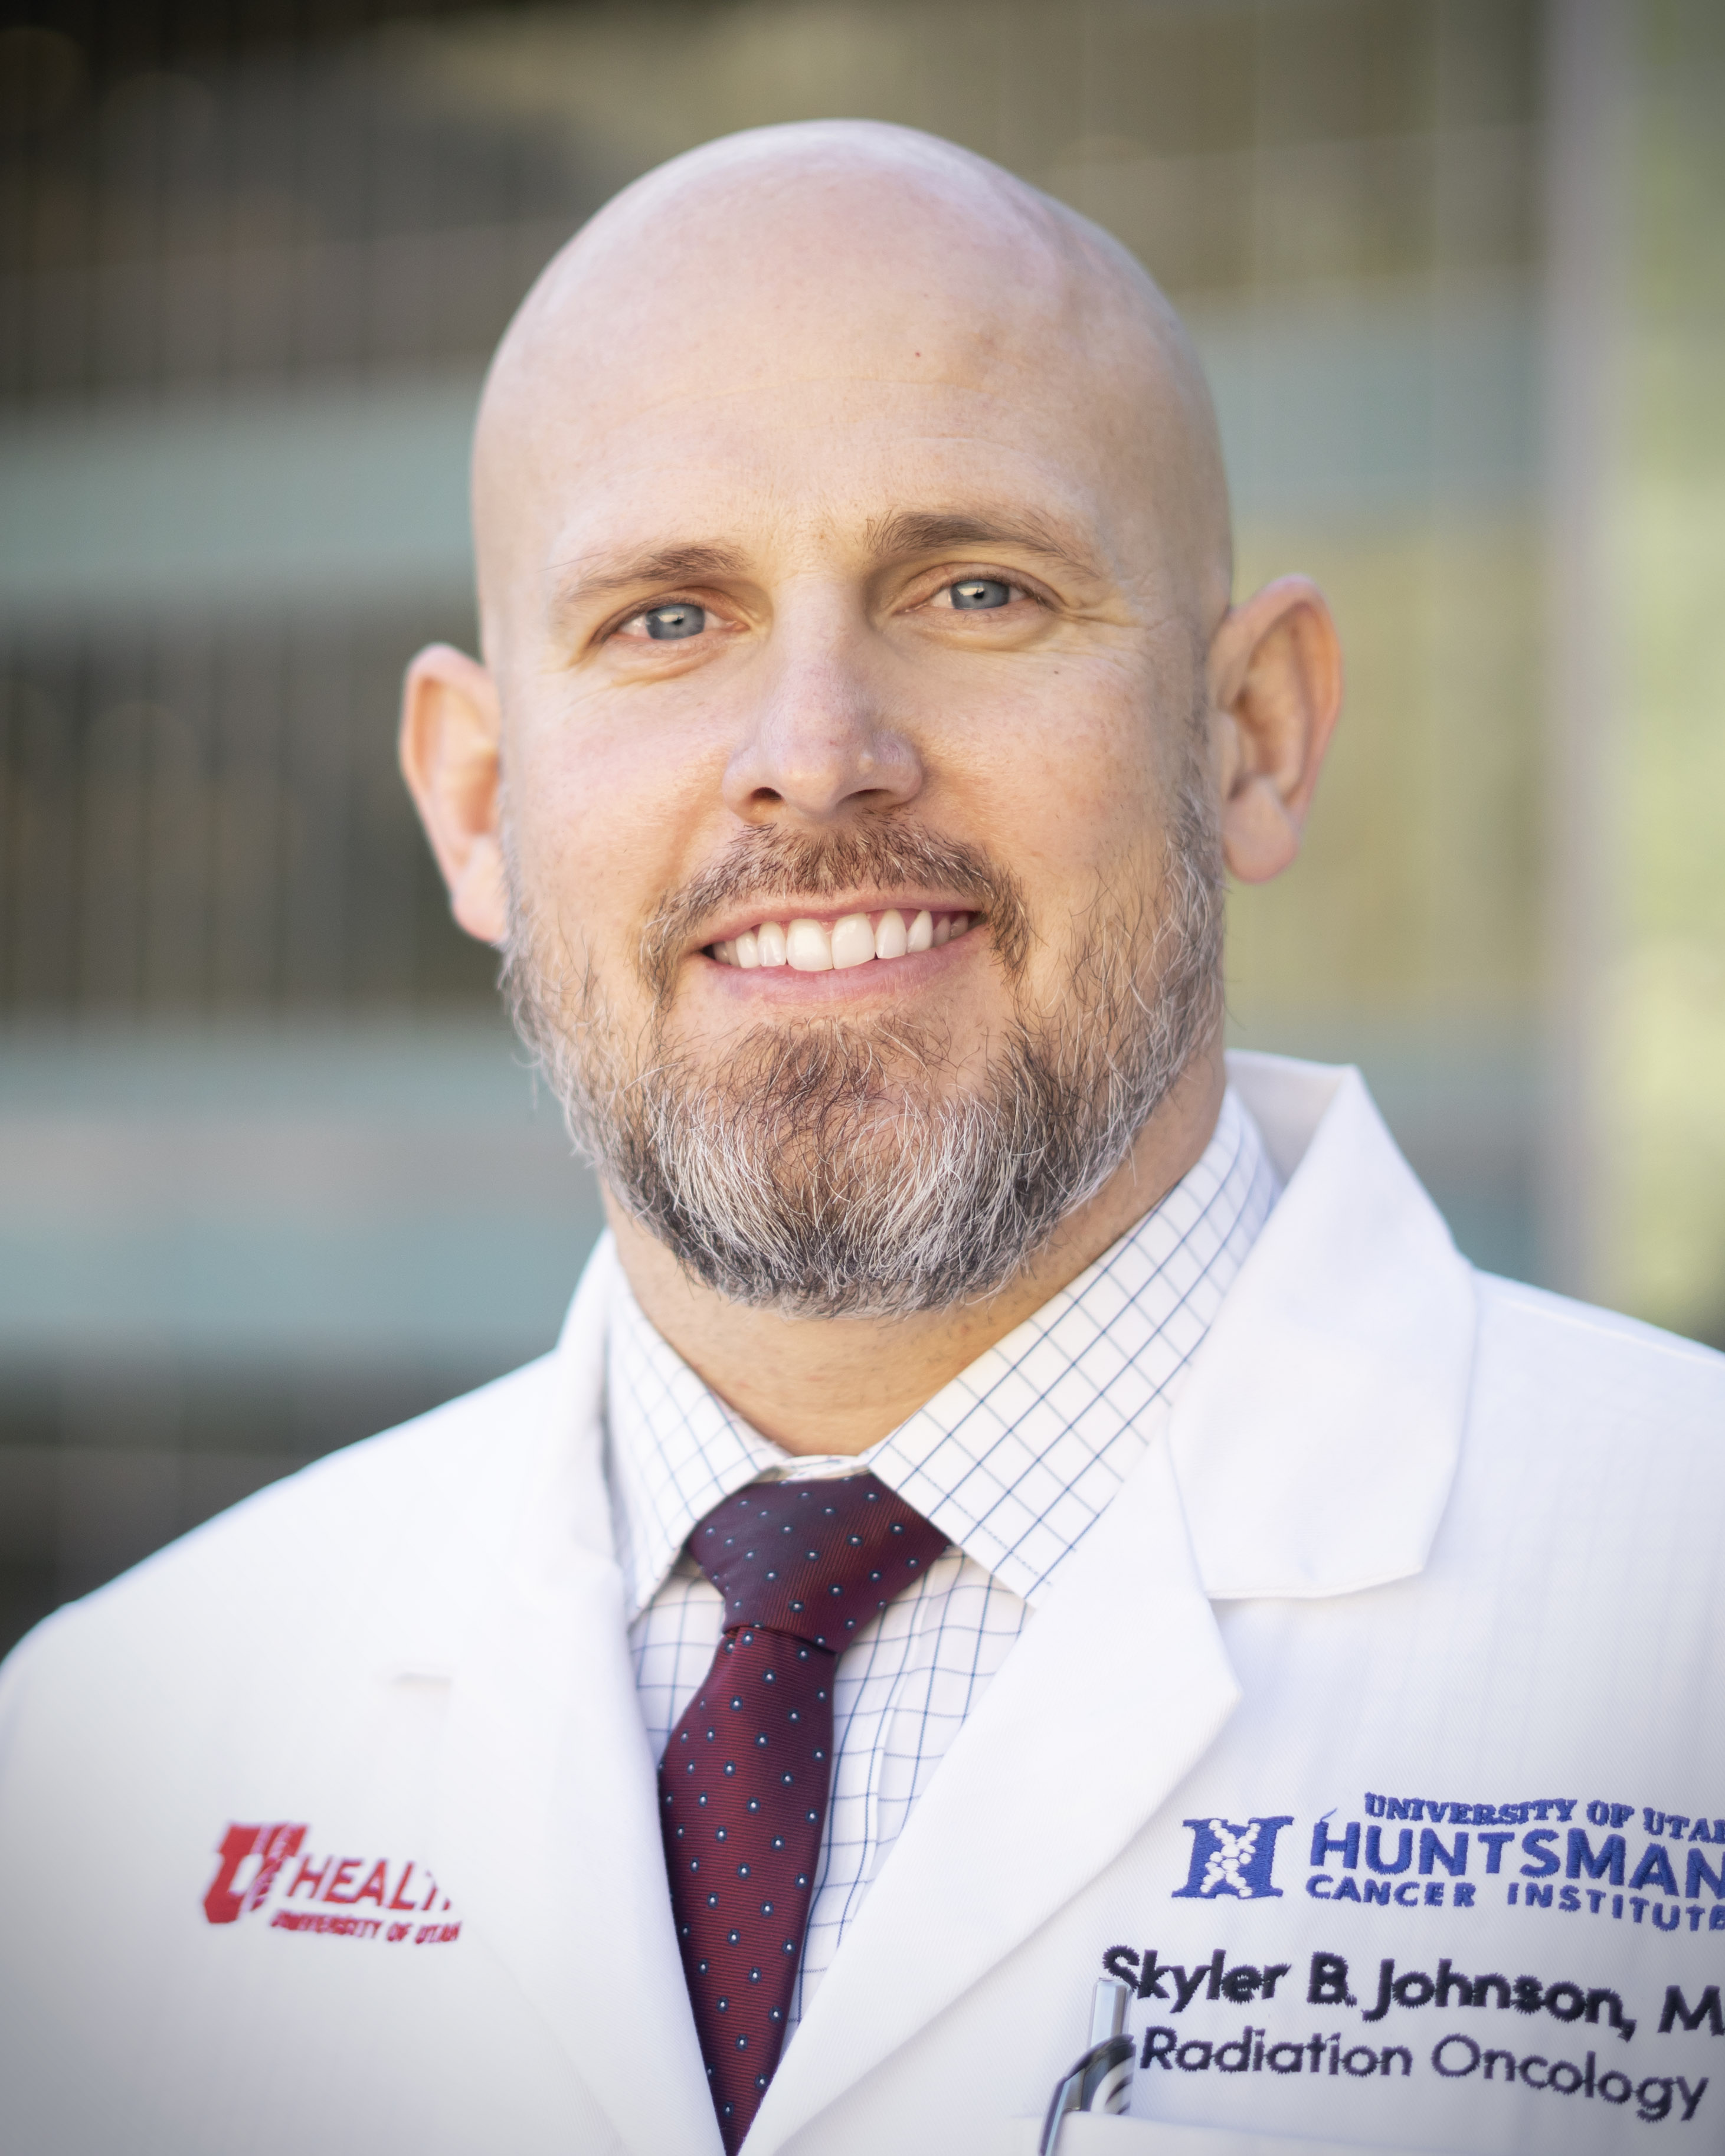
[
  {"x1": 744, "y1": 1427, "x2": 1239, "y2": 2156},
  {"x1": 1178, "y1": 1056, "x2": 1477, "y2": 1598},
  {"x1": 433, "y1": 1243, "x2": 722, "y2": 2156}
]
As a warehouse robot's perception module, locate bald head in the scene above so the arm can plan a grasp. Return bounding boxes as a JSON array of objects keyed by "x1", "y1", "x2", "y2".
[{"x1": 472, "y1": 120, "x2": 1232, "y2": 658}]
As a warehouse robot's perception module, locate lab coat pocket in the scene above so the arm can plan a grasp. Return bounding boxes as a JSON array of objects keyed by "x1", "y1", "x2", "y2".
[{"x1": 1000, "y1": 2116, "x2": 1467, "y2": 2156}]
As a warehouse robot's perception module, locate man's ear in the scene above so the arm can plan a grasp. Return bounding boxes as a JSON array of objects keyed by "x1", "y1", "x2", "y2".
[
  {"x1": 1206, "y1": 574, "x2": 1343, "y2": 885},
  {"x1": 398, "y1": 643, "x2": 508, "y2": 944}
]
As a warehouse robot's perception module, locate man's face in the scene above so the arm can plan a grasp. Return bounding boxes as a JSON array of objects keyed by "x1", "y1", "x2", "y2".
[{"x1": 474, "y1": 156, "x2": 1226, "y2": 1313}]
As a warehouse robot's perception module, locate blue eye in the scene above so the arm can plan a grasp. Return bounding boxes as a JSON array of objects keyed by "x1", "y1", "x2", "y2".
[
  {"x1": 644, "y1": 602, "x2": 706, "y2": 640},
  {"x1": 950, "y1": 579, "x2": 1012, "y2": 611}
]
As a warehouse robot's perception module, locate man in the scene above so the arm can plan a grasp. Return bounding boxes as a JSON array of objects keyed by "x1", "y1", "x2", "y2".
[{"x1": 1, "y1": 121, "x2": 1721, "y2": 2156}]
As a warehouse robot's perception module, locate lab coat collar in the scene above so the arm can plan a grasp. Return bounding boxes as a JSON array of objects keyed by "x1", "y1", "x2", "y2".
[
  {"x1": 425, "y1": 1054, "x2": 1474, "y2": 2156},
  {"x1": 1177, "y1": 1052, "x2": 1477, "y2": 1598}
]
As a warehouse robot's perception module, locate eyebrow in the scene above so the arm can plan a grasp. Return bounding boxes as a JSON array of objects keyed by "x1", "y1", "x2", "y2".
[
  {"x1": 863, "y1": 508, "x2": 1098, "y2": 576},
  {"x1": 549, "y1": 542, "x2": 752, "y2": 619}
]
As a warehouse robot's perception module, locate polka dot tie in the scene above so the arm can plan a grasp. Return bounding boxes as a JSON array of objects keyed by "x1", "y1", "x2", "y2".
[{"x1": 659, "y1": 1475, "x2": 948, "y2": 2152}]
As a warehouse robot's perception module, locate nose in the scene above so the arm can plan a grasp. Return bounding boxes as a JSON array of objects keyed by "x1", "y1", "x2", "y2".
[{"x1": 720, "y1": 601, "x2": 924, "y2": 827}]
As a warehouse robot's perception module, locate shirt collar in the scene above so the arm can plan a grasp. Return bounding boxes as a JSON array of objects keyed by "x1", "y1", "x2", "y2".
[{"x1": 605, "y1": 1086, "x2": 1279, "y2": 1620}]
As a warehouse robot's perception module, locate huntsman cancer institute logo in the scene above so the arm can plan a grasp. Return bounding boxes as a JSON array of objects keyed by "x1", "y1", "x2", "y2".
[{"x1": 1173, "y1": 1817, "x2": 1296, "y2": 1901}]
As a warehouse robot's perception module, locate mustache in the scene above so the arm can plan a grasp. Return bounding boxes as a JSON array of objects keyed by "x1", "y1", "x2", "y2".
[{"x1": 637, "y1": 821, "x2": 1034, "y2": 1001}]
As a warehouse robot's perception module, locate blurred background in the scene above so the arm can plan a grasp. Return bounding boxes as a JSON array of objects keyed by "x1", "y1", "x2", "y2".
[{"x1": 1, "y1": 0, "x2": 1720, "y2": 1655}]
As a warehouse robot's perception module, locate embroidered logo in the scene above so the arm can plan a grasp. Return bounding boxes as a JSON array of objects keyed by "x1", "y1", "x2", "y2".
[
  {"x1": 201, "y1": 1821, "x2": 460, "y2": 1945},
  {"x1": 1173, "y1": 1816, "x2": 1295, "y2": 1901}
]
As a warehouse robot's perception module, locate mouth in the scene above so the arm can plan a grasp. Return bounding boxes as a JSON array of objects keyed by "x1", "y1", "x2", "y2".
[{"x1": 705, "y1": 907, "x2": 978, "y2": 974}]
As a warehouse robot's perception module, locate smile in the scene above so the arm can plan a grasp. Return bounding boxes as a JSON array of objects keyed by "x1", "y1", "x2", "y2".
[{"x1": 708, "y1": 909, "x2": 977, "y2": 972}]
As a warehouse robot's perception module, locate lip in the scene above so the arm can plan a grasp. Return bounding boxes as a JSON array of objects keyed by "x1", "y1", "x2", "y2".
[{"x1": 689, "y1": 892, "x2": 984, "y2": 954}]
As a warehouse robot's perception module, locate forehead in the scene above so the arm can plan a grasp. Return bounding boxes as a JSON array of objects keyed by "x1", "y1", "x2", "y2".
[
  {"x1": 486, "y1": 262, "x2": 1163, "y2": 611},
  {"x1": 536, "y1": 374, "x2": 1131, "y2": 590}
]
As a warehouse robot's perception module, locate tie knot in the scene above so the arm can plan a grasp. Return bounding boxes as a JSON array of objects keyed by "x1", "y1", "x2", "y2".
[{"x1": 689, "y1": 1474, "x2": 947, "y2": 1649}]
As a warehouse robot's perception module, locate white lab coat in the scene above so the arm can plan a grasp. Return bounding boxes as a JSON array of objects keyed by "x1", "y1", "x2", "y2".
[{"x1": 2, "y1": 1054, "x2": 1722, "y2": 2156}]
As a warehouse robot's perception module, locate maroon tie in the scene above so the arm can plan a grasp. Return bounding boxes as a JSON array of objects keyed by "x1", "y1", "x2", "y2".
[{"x1": 659, "y1": 1475, "x2": 948, "y2": 2152}]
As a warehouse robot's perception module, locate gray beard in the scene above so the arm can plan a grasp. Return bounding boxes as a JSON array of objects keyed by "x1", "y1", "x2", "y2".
[{"x1": 502, "y1": 789, "x2": 1222, "y2": 1319}]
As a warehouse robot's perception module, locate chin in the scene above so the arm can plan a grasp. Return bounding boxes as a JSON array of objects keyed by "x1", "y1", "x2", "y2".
[{"x1": 679, "y1": 1010, "x2": 976, "y2": 1110}]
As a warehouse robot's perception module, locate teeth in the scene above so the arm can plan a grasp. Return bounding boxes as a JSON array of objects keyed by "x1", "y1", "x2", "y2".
[
  {"x1": 712, "y1": 908, "x2": 971, "y2": 971},
  {"x1": 785, "y1": 919, "x2": 833, "y2": 972},
  {"x1": 830, "y1": 914, "x2": 875, "y2": 969}
]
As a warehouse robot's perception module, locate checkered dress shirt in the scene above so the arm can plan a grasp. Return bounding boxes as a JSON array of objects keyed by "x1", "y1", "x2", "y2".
[{"x1": 606, "y1": 1086, "x2": 1279, "y2": 2033}]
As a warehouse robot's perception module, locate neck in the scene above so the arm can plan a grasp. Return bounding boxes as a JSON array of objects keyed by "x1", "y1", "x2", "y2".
[{"x1": 604, "y1": 1043, "x2": 1226, "y2": 1456}]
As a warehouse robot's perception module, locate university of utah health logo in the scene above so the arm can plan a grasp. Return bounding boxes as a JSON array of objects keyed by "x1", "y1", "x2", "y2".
[
  {"x1": 1173, "y1": 1816, "x2": 1295, "y2": 1901},
  {"x1": 201, "y1": 1821, "x2": 461, "y2": 1946}
]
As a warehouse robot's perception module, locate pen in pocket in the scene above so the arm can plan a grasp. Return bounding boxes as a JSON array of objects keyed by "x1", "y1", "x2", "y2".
[{"x1": 1039, "y1": 1975, "x2": 1135, "y2": 2154}]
